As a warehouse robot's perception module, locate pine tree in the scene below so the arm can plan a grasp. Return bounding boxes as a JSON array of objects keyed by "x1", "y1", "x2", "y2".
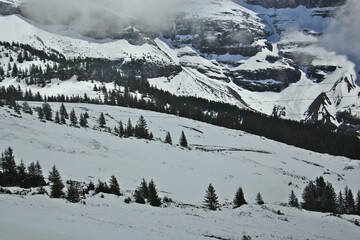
[
  {"x1": 164, "y1": 132, "x2": 172, "y2": 145},
  {"x1": 125, "y1": 118, "x2": 133, "y2": 137},
  {"x1": 48, "y1": 165, "x2": 64, "y2": 198},
  {"x1": 42, "y1": 102, "x2": 52, "y2": 120},
  {"x1": 70, "y1": 108, "x2": 77, "y2": 126},
  {"x1": 38, "y1": 107, "x2": 44, "y2": 120},
  {"x1": 54, "y1": 110, "x2": 60, "y2": 124},
  {"x1": 98, "y1": 112, "x2": 106, "y2": 128},
  {"x1": 11, "y1": 63, "x2": 18, "y2": 77},
  {"x1": 323, "y1": 183, "x2": 337, "y2": 213},
  {"x1": 17, "y1": 160, "x2": 28, "y2": 188},
  {"x1": 233, "y1": 187, "x2": 247, "y2": 208},
  {"x1": 302, "y1": 181, "x2": 317, "y2": 211},
  {"x1": 179, "y1": 131, "x2": 188, "y2": 147},
  {"x1": 60, "y1": 114, "x2": 66, "y2": 125},
  {"x1": 79, "y1": 113, "x2": 88, "y2": 128},
  {"x1": 119, "y1": 120, "x2": 124, "y2": 137},
  {"x1": 256, "y1": 192, "x2": 264, "y2": 205},
  {"x1": 337, "y1": 191, "x2": 345, "y2": 214},
  {"x1": 288, "y1": 189, "x2": 299, "y2": 207},
  {"x1": 109, "y1": 175, "x2": 121, "y2": 196},
  {"x1": 344, "y1": 187, "x2": 356, "y2": 214},
  {"x1": 22, "y1": 101, "x2": 32, "y2": 114},
  {"x1": 135, "y1": 115, "x2": 150, "y2": 139},
  {"x1": 95, "y1": 180, "x2": 110, "y2": 194},
  {"x1": 60, "y1": 103, "x2": 68, "y2": 119},
  {"x1": 0, "y1": 147, "x2": 18, "y2": 186},
  {"x1": 134, "y1": 189, "x2": 146, "y2": 204},
  {"x1": 148, "y1": 179, "x2": 162, "y2": 207},
  {"x1": 134, "y1": 178, "x2": 148, "y2": 204},
  {"x1": 66, "y1": 181, "x2": 80, "y2": 203},
  {"x1": 203, "y1": 183, "x2": 220, "y2": 210}
]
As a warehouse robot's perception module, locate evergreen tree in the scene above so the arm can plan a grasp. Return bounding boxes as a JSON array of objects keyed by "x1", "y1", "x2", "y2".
[
  {"x1": 95, "y1": 179, "x2": 110, "y2": 194},
  {"x1": 135, "y1": 115, "x2": 150, "y2": 139},
  {"x1": 134, "y1": 178, "x2": 148, "y2": 204},
  {"x1": 79, "y1": 113, "x2": 88, "y2": 128},
  {"x1": 256, "y1": 192, "x2": 264, "y2": 205},
  {"x1": 84, "y1": 112, "x2": 89, "y2": 119},
  {"x1": 60, "y1": 114, "x2": 66, "y2": 125},
  {"x1": 148, "y1": 179, "x2": 162, "y2": 207},
  {"x1": 109, "y1": 175, "x2": 121, "y2": 196},
  {"x1": 98, "y1": 112, "x2": 106, "y2": 128},
  {"x1": 179, "y1": 131, "x2": 188, "y2": 147},
  {"x1": 125, "y1": 118, "x2": 133, "y2": 137},
  {"x1": 22, "y1": 101, "x2": 32, "y2": 114},
  {"x1": 66, "y1": 181, "x2": 80, "y2": 203},
  {"x1": 288, "y1": 189, "x2": 299, "y2": 207},
  {"x1": 60, "y1": 103, "x2": 68, "y2": 119},
  {"x1": 0, "y1": 147, "x2": 18, "y2": 186},
  {"x1": 11, "y1": 63, "x2": 18, "y2": 77},
  {"x1": 42, "y1": 102, "x2": 52, "y2": 120},
  {"x1": 119, "y1": 120, "x2": 125, "y2": 137},
  {"x1": 54, "y1": 110, "x2": 60, "y2": 124},
  {"x1": 17, "y1": 160, "x2": 28, "y2": 188},
  {"x1": 48, "y1": 165, "x2": 64, "y2": 198},
  {"x1": 164, "y1": 132, "x2": 172, "y2": 145},
  {"x1": 233, "y1": 186, "x2": 247, "y2": 208},
  {"x1": 38, "y1": 107, "x2": 44, "y2": 120},
  {"x1": 323, "y1": 183, "x2": 337, "y2": 213},
  {"x1": 27, "y1": 161, "x2": 46, "y2": 187},
  {"x1": 134, "y1": 189, "x2": 146, "y2": 204},
  {"x1": 302, "y1": 181, "x2": 317, "y2": 211},
  {"x1": 203, "y1": 183, "x2": 220, "y2": 210},
  {"x1": 70, "y1": 108, "x2": 77, "y2": 126},
  {"x1": 337, "y1": 191, "x2": 345, "y2": 214},
  {"x1": 344, "y1": 187, "x2": 356, "y2": 214}
]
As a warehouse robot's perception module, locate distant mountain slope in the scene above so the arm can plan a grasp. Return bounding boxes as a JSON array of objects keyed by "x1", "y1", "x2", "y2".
[{"x1": 0, "y1": 0, "x2": 359, "y2": 133}]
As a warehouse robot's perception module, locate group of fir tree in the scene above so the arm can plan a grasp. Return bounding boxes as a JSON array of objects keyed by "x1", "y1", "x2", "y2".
[
  {"x1": 301, "y1": 176, "x2": 360, "y2": 215},
  {"x1": 133, "y1": 178, "x2": 162, "y2": 207},
  {"x1": 0, "y1": 147, "x2": 46, "y2": 188}
]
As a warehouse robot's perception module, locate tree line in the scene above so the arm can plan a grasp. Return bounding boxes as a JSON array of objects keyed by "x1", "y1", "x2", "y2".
[
  {"x1": 1, "y1": 79, "x2": 360, "y2": 159},
  {"x1": 2, "y1": 147, "x2": 360, "y2": 216}
]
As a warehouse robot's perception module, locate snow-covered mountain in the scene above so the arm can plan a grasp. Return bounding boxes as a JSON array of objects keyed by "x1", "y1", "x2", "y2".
[
  {"x1": 0, "y1": 101, "x2": 359, "y2": 239},
  {"x1": 0, "y1": 0, "x2": 359, "y2": 133}
]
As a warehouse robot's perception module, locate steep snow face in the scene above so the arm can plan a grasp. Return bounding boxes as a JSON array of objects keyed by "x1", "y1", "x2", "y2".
[{"x1": 0, "y1": 102, "x2": 360, "y2": 239}]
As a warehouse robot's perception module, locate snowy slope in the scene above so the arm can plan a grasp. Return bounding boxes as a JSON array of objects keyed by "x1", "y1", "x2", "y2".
[{"x1": 0, "y1": 102, "x2": 360, "y2": 239}]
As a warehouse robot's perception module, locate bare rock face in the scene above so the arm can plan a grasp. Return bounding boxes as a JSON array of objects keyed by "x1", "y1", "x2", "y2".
[
  {"x1": 0, "y1": 2, "x2": 19, "y2": 15},
  {"x1": 245, "y1": 0, "x2": 346, "y2": 9}
]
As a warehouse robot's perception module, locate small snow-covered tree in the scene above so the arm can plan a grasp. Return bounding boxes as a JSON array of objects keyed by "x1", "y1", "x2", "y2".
[
  {"x1": 203, "y1": 183, "x2": 220, "y2": 211},
  {"x1": 109, "y1": 175, "x2": 121, "y2": 196},
  {"x1": 148, "y1": 179, "x2": 162, "y2": 207},
  {"x1": 164, "y1": 132, "x2": 172, "y2": 145},
  {"x1": 98, "y1": 112, "x2": 106, "y2": 128},
  {"x1": 256, "y1": 192, "x2": 264, "y2": 205},
  {"x1": 233, "y1": 187, "x2": 247, "y2": 208},
  {"x1": 66, "y1": 181, "x2": 80, "y2": 203},
  {"x1": 48, "y1": 165, "x2": 64, "y2": 198},
  {"x1": 288, "y1": 189, "x2": 299, "y2": 207},
  {"x1": 69, "y1": 108, "x2": 77, "y2": 126},
  {"x1": 179, "y1": 131, "x2": 188, "y2": 147}
]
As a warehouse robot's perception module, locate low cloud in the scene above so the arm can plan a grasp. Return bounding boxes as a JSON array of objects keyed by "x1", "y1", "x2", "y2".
[
  {"x1": 320, "y1": 0, "x2": 360, "y2": 68},
  {"x1": 20, "y1": 0, "x2": 190, "y2": 33}
]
